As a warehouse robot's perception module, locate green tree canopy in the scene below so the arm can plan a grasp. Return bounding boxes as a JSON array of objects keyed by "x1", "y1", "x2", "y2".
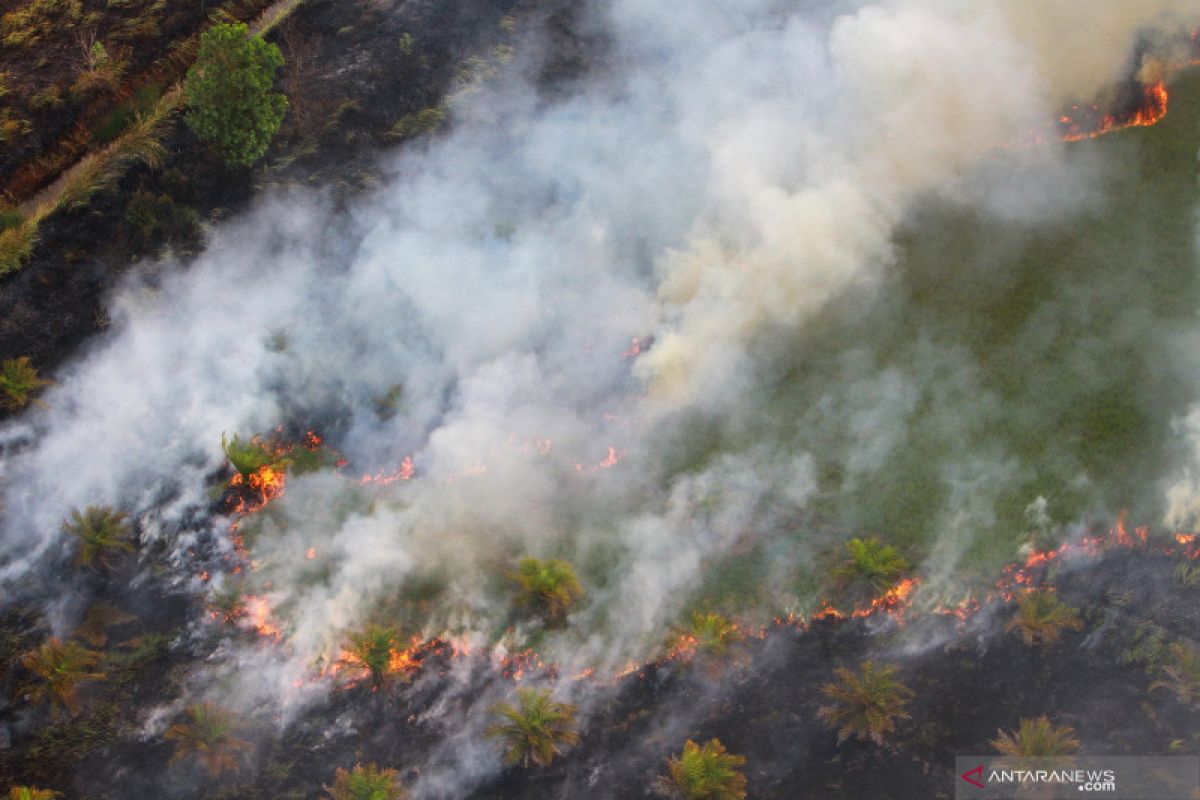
[{"x1": 185, "y1": 23, "x2": 287, "y2": 167}]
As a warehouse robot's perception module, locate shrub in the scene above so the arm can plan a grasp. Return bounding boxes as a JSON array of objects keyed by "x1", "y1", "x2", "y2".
[
  {"x1": 652, "y1": 738, "x2": 747, "y2": 800},
  {"x1": 992, "y1": 716, "x2": 1080, "y2": 759},
  {"x1": 671, "y1": 611, "x2": 742, "y2": 663},
  {"x1": 830, "y1": 537, "x2": 909, "y2": 606},
  {"x1": 818, "y1": 660, "x2": 914, "y2": 745},
  {"x1": 185, "y1": 23, "x2": 287, "y2": 167},
  {"x1": 325, "y1": 763, "x2": 406, "y2": 800},
  {"x1": 0, "y1": 356, "x2": 52, "y2": 408},
  {"x1": 1005, "y1": 590, "x2": 1083, "y2": 646},
  {"x1": 165, "y1": 702, "x2": 251, "y2": 775},
  {"x1": 61, "y1": 505, "x2": 134, "y2": 568},
  {"x1": 20, "y1": 638, "x2": 105, "y2": 715},
  {"x1": 511, "y1": 557, "x2": 584, "y2": 623},
  {"x1": 487, "y1": 687, "x2": 579, "y2": 768}
]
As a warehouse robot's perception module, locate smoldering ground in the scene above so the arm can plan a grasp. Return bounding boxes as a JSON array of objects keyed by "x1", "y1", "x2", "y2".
[{"x1": 1, "y1": 0, "x2": 1199, "y2": 797}]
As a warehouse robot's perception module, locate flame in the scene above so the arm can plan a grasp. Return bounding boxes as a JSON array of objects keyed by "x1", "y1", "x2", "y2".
[
  {"x1": 623, "y1": 337, "x2": 643, "y2": 358},
  {"x1": 575, "y1": 446, "x2": 622, "y2": 472},
  {"x1": 305, "y1": 547, "x2": 316, "y2": 560},
  {"x1": 360, "y1": 455, "x2": 414, "y2": 486},
  {"x1": 1059, "y1": 81, "x2": 1168, "y2": 141},
  {"x1": 241, "y1": 596, "x2": 282, "y2": 639}
]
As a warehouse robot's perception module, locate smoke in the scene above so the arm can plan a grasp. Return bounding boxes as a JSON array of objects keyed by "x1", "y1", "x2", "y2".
[{"x1": 1, "y1": 0, "x2": 1198, "y2": 793}]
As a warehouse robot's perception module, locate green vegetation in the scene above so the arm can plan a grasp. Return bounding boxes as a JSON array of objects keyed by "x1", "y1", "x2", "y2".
[
  {"x1": 20, "y1": 638, "x2": 105, "y2": 715},
  {"x1": 651, "y1": 738, "x2": 747, "y2": 800},
  {"x1": 674, "y1": 611, "x2": 742, "y2": 659},
  {"x1": 511, "y1": 557, "x2": 584, "y2": 624},
  {"x1": 209, "y1": 585, "x2": 248, "y2": 624},
  {"x1": 221, "y1": 433, "x2": 279, "y2": 477},
  {"x1": 337, "y1": 624, "x2": 406, "y2": 689},
  {"x1": 61, "y1": 506, "x2": 134, "y2": 569},
  {"x1": 991, "y1": 716, "x2": 1080, "y2": 759},
  {"x1": 94, "y1": 85, "x2": 163, "y2": 144},
  {"x1": 0, "y1": 218, "x2": 38, "y2": 275},
  {"x1": 830, "y1": 537, "x2": 909, "y2": 606},
  {"x1": 165, "y1": 702, "x2": 251, "y2": 775},
  {"x1": 324, "y1": 763, "x2": 406, "y2": 800},
  {"x1": 1150, "y1": 642, "x2": 1200, "y2": 711},
  {"x1": 185, "y1": 23, "x2": 287, "y2": 167},
  {"x1": 7, "y1": 788, "x2": 61, "y2": 800},
  {"x1": 487, "y1": 687, "x2": 579, "y2": 768},
  {"x1": 817, "y1": 660, "x2": 914, "y2": 745},
  {"x1": 1005, "y1": 590, "x2": 1083, "y2": 646},
  {"x1": 0, "y1": 356, "x2": 52, "y2": 410}
]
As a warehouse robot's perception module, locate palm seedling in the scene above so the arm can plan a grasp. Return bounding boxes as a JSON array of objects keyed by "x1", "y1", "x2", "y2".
[
  {"x1": 1005, "y1": 590, "x2": 1083, "y2": 646},
  {"x1": 165, "y1": 702, "x2": 252, "y2": 776},
  {"x1": 511, "y1": 557, "x2": 584, "y2": 624},
  {"x1": 61, "y1": 505, "x2": 134, "y2": 568},
  {"x1": 324, "y1": 762, "x2": 407, "y2": 800},
  {"x1": 1150, "y1": 642, "x2": 1200, "y2": 711},
  {"x1": 817, "y1": 660, "x2": 914, "y2": 745},
  {"x1": 0, "y1": 356, "x2": 52, "y2": 409},
  {"x1": 992, "y1": 716, "x2": 1080, "y2": 759},
  {"x1": 830, "y1": 537, "x2": 909, "y2": 607},
  {"x1": 651, "y1": 738, "x2": 747, "y2": 800},
  {"x1": 20, "y1": 638, "x2": 105, "y2": 715},
  {"x1": 221, "y1": 432, "x2": 281, "y2": 478},
  {"x1": 487, "y1": 687, "x2": 580, "y2": 768},
  {"x1": 337, "y1": 624, "x2": 408, "y2": 689}
]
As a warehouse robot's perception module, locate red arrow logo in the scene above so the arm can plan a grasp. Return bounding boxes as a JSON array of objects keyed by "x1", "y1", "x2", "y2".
[{"x1": 961, "y1": 764, "x2": 985, "y2": 789}]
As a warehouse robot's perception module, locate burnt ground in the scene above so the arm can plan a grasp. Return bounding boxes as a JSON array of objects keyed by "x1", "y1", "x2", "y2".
[{"x1": 0, "y1": 0, "x2": 606, "y2": 415}]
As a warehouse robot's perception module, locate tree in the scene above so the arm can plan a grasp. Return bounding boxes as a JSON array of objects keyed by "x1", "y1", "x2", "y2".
[
  {"x1": 165, "y1": 702, "x2": 252, "y2": 775},
  {"x1": 221, "y1": 433, "x2": 283, "y2": 478},
  {"x1": 1150, "y1": 642, "x2": 1200, "y2": 710},
  {"x1": 0, "y1": 356, "x2": 52, "y2": 410},
  {"x1": 20, "y1": 638, "x2": 105, "y2": 715},
  {"x1": 831, "y1": 538, "x2": 909, "y2": 606},
  {"x1": 652, "y1": 738, "x2": 747, "y2": 800},
  {"x1": 325, "y1": 763, "x2": 407, "y2": 800},
  {"x1": 184, "y1": 23, "x2": 287, "y2": 167},
  {"x1": 337, "y1": 624, "x2": 410, "y2": 689},
  {"x1": 818, "y1": 660, "x2": 914, "y2": 745},
  {"x1": 487, "y1": 687, "x2": 579, "y2": 768},
  {"x1": 61, "y1": 505, "x2": 134, "y2": 568},
  {"x1": 1005, "y1": 590, "x2": 1083, "y2": 646},
  {"x1": 7, "y1": 789, "x2": 61, "y2": 800},
  {"x1": 992, "y1": 716, "x2": 1080, "y2": 759},
  {"x1": 511, "y1": 557, "x2": 584, "y2": 624}
]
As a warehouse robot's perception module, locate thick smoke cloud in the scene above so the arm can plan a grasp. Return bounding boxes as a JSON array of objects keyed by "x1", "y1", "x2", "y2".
[{"x1": 1, "y1": 0, "x2": 1199, "y2": 792}]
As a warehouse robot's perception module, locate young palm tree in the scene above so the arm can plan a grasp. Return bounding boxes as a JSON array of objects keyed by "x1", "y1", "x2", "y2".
[
  {"x1": 487, "y1": 687, "x2": 580, "y2": 768},
  {"x1": 992, "y1": 716, "x2": 1080, "y2": 759},
  {"x1": 651, "y1": 738, "x2": 747, "y2": 800},
  {"x1": 325, "y1": 762, "x2": 407, "y2": 800},
  {"x1": 0, "y1": 356, "x2": 52, "y2": 410},
  {"x1": 682, "y1": 612, "x2": 742, "y2": 658},
  {"x1": 337, "y1": 624, "x2": 406, "y2": 689},
  {"x1": 20, "y1": 638, "x2": 105, "y2": 715},
  {"x1": 830, "y1": 538, "x2": 909, "y2": 606},
  {"x1": 7, "y1": 787, "x2": 61, "y2": 800},
  {"x1": 1150, "y1": 642, "x2": 1200, "y2": 710},
  {"x1": 1005, "y1": 590, "x2": 1083, "y2": 646},
  {"x1": 511, "y1": 557, "x2": 584, "y2": 623},
  {"x1": 61, "y1": 505, "x2": 134, "y2": 569},
  {"x1": 165, "y1": 702, "x2": 252, "y2": 776},
  {"x1": 220, "y1": 433, "x2": 279, "y2": 477},
  {"x1": 817, "y1": 660, "x2": 914, "y2": 745}
]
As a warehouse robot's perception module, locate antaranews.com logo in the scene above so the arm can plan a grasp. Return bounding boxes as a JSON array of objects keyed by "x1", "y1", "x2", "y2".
[{"x1": 954, "y1": 756, "x2": 1199, "y2": 799}]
